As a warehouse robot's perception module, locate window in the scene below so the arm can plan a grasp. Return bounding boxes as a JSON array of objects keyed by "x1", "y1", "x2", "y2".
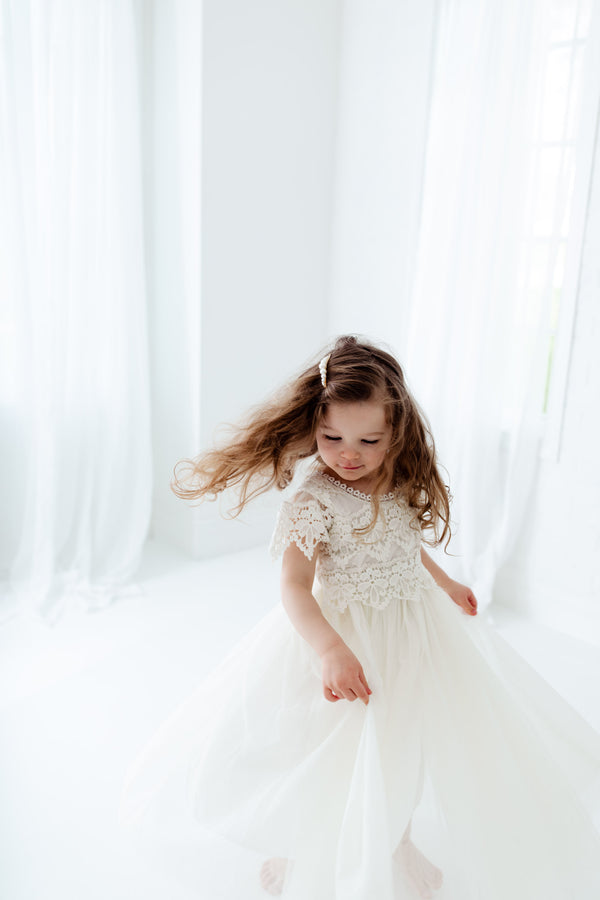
[{"x1": 535, "y1": 0, "x2": 599, "y2": 458}]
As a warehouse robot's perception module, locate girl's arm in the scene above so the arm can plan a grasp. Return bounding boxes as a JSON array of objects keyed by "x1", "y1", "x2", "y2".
[
  {"x1": 420, "y1": 548, "x2": 478, "y2": 616},
  {"x1": 280, "y1": 543, "x2": 372, "y2": 705}
]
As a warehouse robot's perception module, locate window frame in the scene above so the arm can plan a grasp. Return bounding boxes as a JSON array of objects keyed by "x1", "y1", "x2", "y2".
[{"x1": 541, "y1": 1, "x2": 600, "y2": 461}]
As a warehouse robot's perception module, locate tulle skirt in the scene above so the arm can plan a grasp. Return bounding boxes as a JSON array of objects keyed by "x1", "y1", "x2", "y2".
[{"x1": 119, "y1": 581, "x2": 600, "y2": 899}]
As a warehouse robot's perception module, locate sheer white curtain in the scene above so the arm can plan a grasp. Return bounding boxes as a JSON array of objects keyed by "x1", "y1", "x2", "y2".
[
  {"x1": 0, "y1": 0, "x2": 152, "y2": 623},
  {"x1": 401, "y1": 0, "x2": 593, "y2": 607}
]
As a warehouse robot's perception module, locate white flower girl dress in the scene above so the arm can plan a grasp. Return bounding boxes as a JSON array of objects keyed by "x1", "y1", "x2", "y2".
[{"x1": 120, "y1": 470, "x2": 600, "y2": 900}]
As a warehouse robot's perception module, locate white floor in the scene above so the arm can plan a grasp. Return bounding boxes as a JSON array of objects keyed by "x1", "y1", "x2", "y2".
[{"x1": 1, "y1": 538, "x2": 599, "y2": 900}]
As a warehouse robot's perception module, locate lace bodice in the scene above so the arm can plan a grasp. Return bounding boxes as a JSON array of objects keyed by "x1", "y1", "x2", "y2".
[{"x1": 270, "y1": 471, "x2": 436, "y2": 611}]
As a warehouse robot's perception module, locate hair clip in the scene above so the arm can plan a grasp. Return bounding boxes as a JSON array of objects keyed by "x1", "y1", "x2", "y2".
[{"x1": 319, "y1": 354, "x2": 331, "y2": 387}]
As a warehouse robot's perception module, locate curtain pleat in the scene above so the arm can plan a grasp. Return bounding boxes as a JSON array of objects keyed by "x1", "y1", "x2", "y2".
[
  {"x1": 0, "y1": 0, "x2": 152, "y2": 623},
  {"x1": 402, "y1": 0, "x2": 589, "y2": 608}
]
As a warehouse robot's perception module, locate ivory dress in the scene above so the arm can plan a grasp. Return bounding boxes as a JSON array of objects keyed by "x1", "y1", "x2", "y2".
[{"x1": 120, "y1": 470, "x2": 600, "y2": 900}]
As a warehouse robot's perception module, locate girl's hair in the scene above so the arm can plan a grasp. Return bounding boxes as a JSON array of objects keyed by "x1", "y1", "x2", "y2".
[{"x1": 171, "y1": 335, "x2": 451, "y2": 548}]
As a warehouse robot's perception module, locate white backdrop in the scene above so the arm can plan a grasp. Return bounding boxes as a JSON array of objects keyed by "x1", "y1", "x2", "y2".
[{"x1": 1, "y1": 0, "x2": 599, "y2": 638}]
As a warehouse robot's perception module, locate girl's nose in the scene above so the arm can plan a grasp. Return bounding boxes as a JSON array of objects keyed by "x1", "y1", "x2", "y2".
[{"x1": 341, "y1": 448, "x2": 360, "y2": 460}]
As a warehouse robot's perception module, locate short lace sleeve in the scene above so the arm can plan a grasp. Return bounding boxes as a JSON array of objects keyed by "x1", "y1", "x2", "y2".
[{"x1": 269, "y1": 490, "x2": 332, "y2": 561}]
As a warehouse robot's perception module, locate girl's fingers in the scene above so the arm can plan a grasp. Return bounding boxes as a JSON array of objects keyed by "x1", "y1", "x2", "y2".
[
  {"x1": 359, "y1": 671, "x2": 372, "y2": 697},
  {"x1": 325, "y1": 685, "x2": 353, "y2": 702},
  {"x1": 348, "y1": 685, "x2": 371, "y2": 704},
  {"x1": 335, "y1": 688, "x2": 355, "y2": 701},
  {"x1": 350, "y1": 682, "x2": 368, "y2": 704},
  {"x1": 325, "y1": 683, "x2": 371, "y2": 705}
]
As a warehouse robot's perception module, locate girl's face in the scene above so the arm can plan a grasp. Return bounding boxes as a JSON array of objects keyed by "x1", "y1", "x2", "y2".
[{"x1": 316, "y1": 400, "x2": 392, "y2": 493}]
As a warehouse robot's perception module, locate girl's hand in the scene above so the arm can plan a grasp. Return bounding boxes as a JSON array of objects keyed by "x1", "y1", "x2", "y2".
[
  {"x1": 420, "y1": 549, "x2": 477, "y2": 616},
  {"x1": 320, "y1": 642, "x2": 372, "y2": 705},
  {"x1": 445, "y1": 579, "x2": 478, "y2": 616}
]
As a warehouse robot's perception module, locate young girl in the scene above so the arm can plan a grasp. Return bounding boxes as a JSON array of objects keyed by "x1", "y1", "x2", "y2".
[{"x1": 120, "y1": 336, "x2": 600, "y2": 900}]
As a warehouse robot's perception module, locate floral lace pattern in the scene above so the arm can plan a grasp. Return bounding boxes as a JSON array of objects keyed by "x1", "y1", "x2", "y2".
[
  {"x1": 269, "y1": 494, "x2": 333, "y2": 561},
  {"x1": 317, "y1": 557, "x2": 436, "y2": 612},
  {"x1": 270, "y1": 472, "x2": 435, "y2": 611}
]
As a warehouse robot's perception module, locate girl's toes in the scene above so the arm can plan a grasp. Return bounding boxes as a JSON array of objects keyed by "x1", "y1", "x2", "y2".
[
  {"x1": 259, "y1": 857, "x2": 288, "y2": 895},
  {"x1": 394, "y1": 839, "x2": 443, "y2": 898}
]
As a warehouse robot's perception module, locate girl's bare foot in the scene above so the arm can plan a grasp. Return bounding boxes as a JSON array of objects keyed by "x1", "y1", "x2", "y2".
[
  {"x1": 393, "y1": 836, "x2": 443, "y2": 899},
  {"x1": 259, "y1": 857, "x2": 289, "y2": 895}
]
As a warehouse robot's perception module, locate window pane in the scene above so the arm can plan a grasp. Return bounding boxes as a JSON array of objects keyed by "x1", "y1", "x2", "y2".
[
  {"x1": 550, "y1": 0, "x2": 578, "y2": 42},
  {"x1": 533, "y1": 148, "x2": 562, "y2": 235},
  {"x1": 565, "y1": 45, "x2": 586, "y2": 140},
  {"x1": 552, "y1": 241, "x2": 567, "y2": 316},
  {"x1": 560, "y1": 153, "x2": 576, "y2": 236},
  {"x1": 528, "y1": 239, "x2": 552, "y2": 296},
  {"x1": 576, "y1": 0, "x2": 593, "y2": 38},
  {"x1": 541, "y1": 46, "x2": 572, "y2": 142}
]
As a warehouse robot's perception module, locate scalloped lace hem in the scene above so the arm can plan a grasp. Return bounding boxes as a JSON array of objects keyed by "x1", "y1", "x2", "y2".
[
  {"x1": 269, "y1": 499, "x2": 332, "y2": 562},
  {"x1": 317, "y1": 559, "x2": 437, "y2": 611}
]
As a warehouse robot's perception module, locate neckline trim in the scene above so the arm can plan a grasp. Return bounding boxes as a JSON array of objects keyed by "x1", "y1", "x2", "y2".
[{"x1": 320, "y1": 472, "x2": 396, "y2": 502}]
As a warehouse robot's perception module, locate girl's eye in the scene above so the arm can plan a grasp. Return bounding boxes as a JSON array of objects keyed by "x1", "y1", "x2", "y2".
[{"x1": 322, "y1": 435, "x2": 379, "y2": 444}]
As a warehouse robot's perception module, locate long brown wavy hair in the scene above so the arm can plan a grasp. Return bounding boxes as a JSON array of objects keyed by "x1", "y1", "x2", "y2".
[{"x1": 171, "y1": 335, "x2": 452, "y2": 548}]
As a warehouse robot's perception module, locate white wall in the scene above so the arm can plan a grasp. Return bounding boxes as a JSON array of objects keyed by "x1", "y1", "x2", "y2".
[
  {"x1": 200, "y1": 0, "x2": 340, "y2": 435},
  {"x1": 136, "y1": 0, "x2": 203, "y2": 559},
  {"x1": 495, "y1": 127, "x2": 600, "y2": 646},
  {"x1": 144, "y1": 0, "x2": 341, "y2": 558},
  {"x1": 140, "y1": 0, "x2": 450, "y2": 558},
  {"x1": 328, "y1": 0, "x2": 436, "y2": 346}
]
